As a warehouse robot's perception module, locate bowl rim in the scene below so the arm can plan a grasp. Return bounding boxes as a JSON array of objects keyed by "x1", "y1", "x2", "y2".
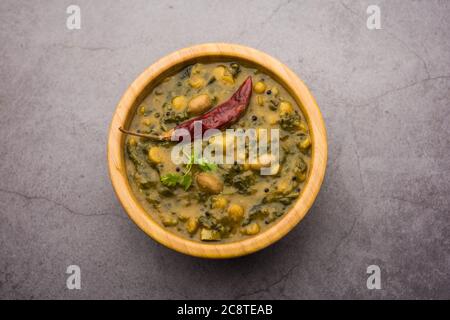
[{"x1": 107, "y1": 43, "x2": 327, "y2": 259}]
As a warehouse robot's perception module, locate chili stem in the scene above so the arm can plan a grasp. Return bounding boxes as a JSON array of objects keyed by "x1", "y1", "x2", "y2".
[{"x1": 118, "y1": 127, "x2": 163, "y2": 140}]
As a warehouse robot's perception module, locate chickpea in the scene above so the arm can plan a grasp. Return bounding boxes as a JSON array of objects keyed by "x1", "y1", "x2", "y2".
[
  {"x1": 185, "y1": 217, "x2": 199, "y2": 234},
  {"x1": 254, "y1": 81, "x2": 266, "y2": 94},
  {"x1": 177, "y1": 212, "x2": 189, "y2": 222},
  {"x1": 249, "y1": 161, "x2": 262, "y2": 170},
  {"x1": 213, "y1": 66, "x2": 234, "y2": 85},
  {"x1": 222, "y1": 74, "x2": 235, "y2": 85},
  {"x1": 213, "y1": 66, "x2": 226, "y2": 79},
  {"x1": 189, "y1": 75, "x2": 205, "y2": 89},
  {"x1": 172, "y1": 96, "x2": 187, "y2": 111},
  {"x1": 128, "y1": 137, "x2": 137, "y2": 146},
  {"x1": 297, "y1": 121, "x2": 308, "y2": 132},
  {"x1": 298, "y1": 171, "x2": 307, "y2": 182},
  {"x1": 212, "y1": 196, "x2": 228, "y2": 209},
  {"x1": 241, "y1": 222, "x2": 260, "y2": 235},
  {"x1": 271, "y1": 86, "x2": 279, "y2": 97},
  {"x1": 191, "y1": 63, "x2": 204, "y2": 74},
  {"x1": 227, "y1": 204, "x2": 244, "y2": 222},
  {"x1": 279, "y1": 101, "x2": 294, "y2": 115},
  {"x1": 142, "y1": 117, "x2": 154, "y2": 126},
  {"x1": 200, "y1": 228, "x2": 221, "y2": 241},
  {"x1": 160, "y1": 214, "x2": 178, "y2": 227},
  {"x1": 196, "y1": 172, "x2": 223, "y2": 194},
  {"x1": 276, "y1": 180, "x2": 292, "y2": 194},
  {"x1": 148, "y1": 146, "x2": 163, "y2": 163},
  {"x1": 256, "y1": 95, "x2": 265, "y2": 106},
  {"x1": 250, "y1": 154, "x2": 274, "y2": 170},
  {"x1": 187, "y1": 94, "x2": 212, "y2": 115},
  {"x1": 266, "y1": 113, "x2": 279, "y2": 125},
  {"x1": 267, "y1": 163, "x2": 280, "y2": 175},
  {"x1": 299, "y1": 137, "x2": 311, "y2": 150}
]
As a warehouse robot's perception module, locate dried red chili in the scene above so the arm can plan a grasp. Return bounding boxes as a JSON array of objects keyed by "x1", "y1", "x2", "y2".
[{"x1": 120, "y1": 76, "x2": 253, "y2": 141}]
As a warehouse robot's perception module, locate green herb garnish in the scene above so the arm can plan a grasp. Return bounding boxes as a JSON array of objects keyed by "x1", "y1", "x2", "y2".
[
  {"x1": 197, "y1": 158, "x2": 218, "y2": 171},
  {"x1": 160, "y1": 152, "x2": 217, "y2": 191},
  {"x1": 180, "y1": 174, "x2": 192, "y2": 191},
  {"x1": 160, "y1": 173, "x2": 182, "y2": 187}
]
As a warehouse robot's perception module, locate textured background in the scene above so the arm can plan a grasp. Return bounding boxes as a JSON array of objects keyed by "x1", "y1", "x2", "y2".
[{"x1": 1, "y1": 0, "x2": 449, "y2": 299}]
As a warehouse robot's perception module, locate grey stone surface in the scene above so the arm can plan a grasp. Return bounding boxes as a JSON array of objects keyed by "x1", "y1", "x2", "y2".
[{"x1": 0, "y1": 0, "x2": 449, "y2": 299}]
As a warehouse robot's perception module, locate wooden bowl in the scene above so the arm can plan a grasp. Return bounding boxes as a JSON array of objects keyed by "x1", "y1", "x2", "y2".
[{"x1": 107, "y1": 43, "x2": 327, "y2": 258}]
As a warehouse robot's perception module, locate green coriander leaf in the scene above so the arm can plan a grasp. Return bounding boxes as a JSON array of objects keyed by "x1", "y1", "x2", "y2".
[
  {"x1": 180, "y1": 174, "x2": 193, "y2": 191},
  {"x1": 160, "y1": 173, "x2": 182, "y2": 187},
  {"x1": 200, "y1": 162, "x2": 217, "y2": 171},
  {"x1": 197, "y1": 158, "x2": 218, "y2": 172}
]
